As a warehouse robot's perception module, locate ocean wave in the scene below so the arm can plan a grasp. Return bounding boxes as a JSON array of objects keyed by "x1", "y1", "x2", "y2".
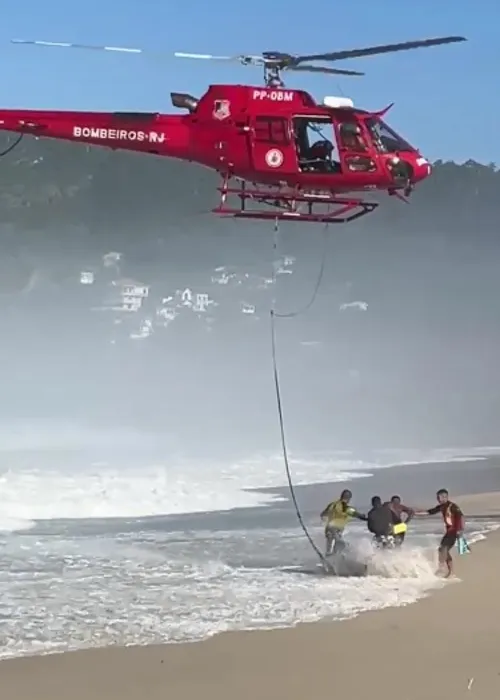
[{"x1": 1, "y1": 446, "x2": 498, "y2": 525}]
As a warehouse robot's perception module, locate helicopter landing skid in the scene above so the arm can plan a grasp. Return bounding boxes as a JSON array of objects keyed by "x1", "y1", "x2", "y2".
[{"x1": 214, "y1": 179, "x2": 378, "y2": 224}]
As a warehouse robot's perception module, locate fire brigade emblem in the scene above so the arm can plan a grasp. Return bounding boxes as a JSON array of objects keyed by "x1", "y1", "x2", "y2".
[
  {"x1": 212, "y1": 100, "x2": 231, "y2": 120},
  {"x1": 265, "y1": 148, "x2": 284, "y2": 168}
]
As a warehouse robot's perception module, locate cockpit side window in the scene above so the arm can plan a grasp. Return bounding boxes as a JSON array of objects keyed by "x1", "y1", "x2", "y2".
[
  {"x1": 366, "y1": 118, "x2": 414, "y2": 153},
  {"x1": 337, "y1": 122, "x2": 368, "y2": 151}
]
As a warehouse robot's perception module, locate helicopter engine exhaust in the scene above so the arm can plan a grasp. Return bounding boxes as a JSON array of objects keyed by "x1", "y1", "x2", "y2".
[{"x1": 170, "y1": 92, "x2": 198, "y2": 112}]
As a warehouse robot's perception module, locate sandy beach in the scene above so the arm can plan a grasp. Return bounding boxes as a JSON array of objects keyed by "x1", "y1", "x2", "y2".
[{"x1": 1, "y1": 491, "x2": 499, "y2": 700}]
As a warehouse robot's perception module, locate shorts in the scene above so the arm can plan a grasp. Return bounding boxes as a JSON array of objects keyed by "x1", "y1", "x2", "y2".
[
  {"x1": 439, "y1": 532, "x2": 457, "y2": 552},
  {"x1": 325, "y1": 526, "x2": 345, "y2": 554},
  {"x1": 325, "y1": 526, "x2": 344, "y2": 542}
]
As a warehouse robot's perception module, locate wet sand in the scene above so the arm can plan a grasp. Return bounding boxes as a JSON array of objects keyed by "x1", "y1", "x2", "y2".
[{"x1": 1, "y1": 491, "x2": 499, "y2": 700}]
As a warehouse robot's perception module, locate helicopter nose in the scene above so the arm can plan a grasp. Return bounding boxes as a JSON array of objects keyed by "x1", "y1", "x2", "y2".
[{"x1": 413, "y1": 155, "x2": 432, "y2": 181}]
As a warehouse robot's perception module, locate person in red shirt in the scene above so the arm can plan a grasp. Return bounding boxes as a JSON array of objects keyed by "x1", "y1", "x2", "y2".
[
  {"x1": 416, "y1": 488, "x2": 464, "y2": 578},
  {"x1": 387, "y1": 495, "x2": 414, "y2": 546}
]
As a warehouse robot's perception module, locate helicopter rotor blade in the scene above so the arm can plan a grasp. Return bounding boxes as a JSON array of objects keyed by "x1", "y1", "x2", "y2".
[
  {"x1": 11, "y1": 36, "x2": 466, "y2": 77},
  {"x1": 11, "y1": 39, "x2": 146, "y2": 54},
  {"x1": 295, "y1": 36, "x2": 466, "y2": 65},
  {"x1": 10, "y1": 40, "x2": 262, "y2": 66},
  {"x1": 174, "y1": 52, "x2": 240, "y2": 61},
  {"x1": 288, "y1": 65, "x2": 364, "y2": 76},
  {"x1": 174, "y1": 52, "x2": 265, "y2": 66}
]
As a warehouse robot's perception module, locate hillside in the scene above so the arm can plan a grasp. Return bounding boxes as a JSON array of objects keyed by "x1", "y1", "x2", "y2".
[
  {"x1": 1, "y1": 133, "x2": 499, "y2": 447},
  {"x1": 0, "y1": 132, "x2": 498, "y2": 237}
]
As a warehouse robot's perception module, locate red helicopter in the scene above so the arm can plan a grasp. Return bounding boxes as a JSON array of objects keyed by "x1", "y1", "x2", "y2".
[{"x1": 1, "y1": 35, "x2": 465, "y2": 224}]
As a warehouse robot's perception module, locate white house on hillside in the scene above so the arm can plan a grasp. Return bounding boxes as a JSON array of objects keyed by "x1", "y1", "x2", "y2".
[
  {"x1": 130, "y1": 318, "x2": 153, "y2": 339},
  {"x1": 241, "y1": 303, "x2": 256, "y2": 314},
  {"x1": 339, "y1": 301, "x2": 368, "y2": 312},
  {"x1": 109, "y1": 278, "x2": 150, "y2": 312},
  {"x1": 80, "y1": 271, "x2": 95, "y2": 285},
  {"x1": 102, "y1": 251, "x2": 122, "y2": 269},
  {"x1": 177, "y1": 287, "x2": 215, "y2": 312}
]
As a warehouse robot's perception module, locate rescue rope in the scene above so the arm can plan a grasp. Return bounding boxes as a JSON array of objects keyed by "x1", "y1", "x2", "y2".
[
  {"x1": 272, "y1": 224, "x2": 329, "y2": 318},
  {"x1": 0, "y1": 133, "x2": 24, "y2": 157},
  {"x1": 270, "y1": 219, "x2": 331, "y2": 570}
]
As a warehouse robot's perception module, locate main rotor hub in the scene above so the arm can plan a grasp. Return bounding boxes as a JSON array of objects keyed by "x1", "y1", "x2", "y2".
[
  {"x1": 264, "y1": 64, "x2": 285, "y2": 88},
  {"x1": 260, "y1": 53, "x2": 293, "y2": 87}
]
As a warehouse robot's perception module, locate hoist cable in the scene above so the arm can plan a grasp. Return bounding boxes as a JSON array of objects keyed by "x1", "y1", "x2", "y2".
[
  {"x1": 272, "y1": 223, "x2": 329, "y2": 318},
  {"x1": 269, "y1": 219, "x2": 331, "y2": 571},
  {"x1": 0, "y1": 133, "x2": 24, "y2": 157}
]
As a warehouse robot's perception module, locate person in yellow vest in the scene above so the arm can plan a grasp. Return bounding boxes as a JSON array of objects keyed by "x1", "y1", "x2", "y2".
[{"x1": 320, "y1": 489, "x2": 367, "y2": 556}]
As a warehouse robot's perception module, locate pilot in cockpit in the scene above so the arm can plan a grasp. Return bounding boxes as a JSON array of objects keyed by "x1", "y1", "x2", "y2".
[
  {"x1": 339, "y1": 122, "x2": 366, "y2": 151},
  {"x1": 338, "y1": 122, "x2": 377, "y2": 173}
]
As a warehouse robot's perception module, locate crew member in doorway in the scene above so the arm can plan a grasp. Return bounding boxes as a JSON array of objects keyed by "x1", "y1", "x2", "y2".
[
  {"x1": 416, "y1": 489, "x2": 464, "y2": 578},
  {"x1": 387, "y1": 495, "x2": 414, "y2": 546},
  {"x1": 320, "y1": 489, "x2": 367, "y2": 556},
  {"x1": 339, "y1": 122, "x2": 366, "y2": 151},
  {"x1": 367, "y1": 496, "x2": 394, "y2": 547}
]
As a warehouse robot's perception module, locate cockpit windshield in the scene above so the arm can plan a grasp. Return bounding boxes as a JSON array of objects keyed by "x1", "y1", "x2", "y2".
[{"x1": 366, "y1": 117, "x2": 415, "y2": 154}]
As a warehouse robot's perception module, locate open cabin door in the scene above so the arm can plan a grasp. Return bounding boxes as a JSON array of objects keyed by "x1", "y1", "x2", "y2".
[
  {"x1": 250, "y1": 116, "x2": 296, "y2": 174},
  {"x1": 293, "y1": 116, "x2": 342, "y2": 175}
]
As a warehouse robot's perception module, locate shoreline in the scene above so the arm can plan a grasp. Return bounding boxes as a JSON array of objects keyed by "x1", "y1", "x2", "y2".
[{"x1": 1, "y1": 491, "x2": 499, "y2": 699}]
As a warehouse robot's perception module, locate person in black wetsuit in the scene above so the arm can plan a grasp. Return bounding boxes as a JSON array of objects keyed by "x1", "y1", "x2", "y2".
[{"x1": 367, "y1": 496, "x2": 394, "y2": 547}]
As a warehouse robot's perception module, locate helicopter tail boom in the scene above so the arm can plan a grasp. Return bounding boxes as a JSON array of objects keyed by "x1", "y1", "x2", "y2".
[{"x1": 0, "y1": 108, "x2": 189, "y2": 158}]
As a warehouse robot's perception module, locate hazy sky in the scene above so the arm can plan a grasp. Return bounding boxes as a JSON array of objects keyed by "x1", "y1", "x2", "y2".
[{"x1": 1, "y1": 0, "x2": 498, "y2": 162}]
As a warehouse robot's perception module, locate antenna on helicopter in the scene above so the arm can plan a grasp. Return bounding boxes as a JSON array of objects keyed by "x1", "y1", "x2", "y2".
[{"x1": 11, "y1": 35, "x2": 466, "y2": 88}]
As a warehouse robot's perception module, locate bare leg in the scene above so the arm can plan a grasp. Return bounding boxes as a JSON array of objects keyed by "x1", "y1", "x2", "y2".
[
  {"x1": 437, "y1": 546, "x2": 453, "y2": 577},
  {"x1": 333, "y1": 532, "x2": 346, "y2": 555},
  {"x1": 325, "y1": 528, "x2": 334, "y2": 556},
  {"x1": 444, "y1": 550, "x2": 454, "y2": 578}
]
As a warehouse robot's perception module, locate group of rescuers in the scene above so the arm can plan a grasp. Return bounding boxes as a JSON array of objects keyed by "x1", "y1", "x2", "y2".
[{"x1": 320, "y1": 488, "x2": 464, "y2": 577}]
